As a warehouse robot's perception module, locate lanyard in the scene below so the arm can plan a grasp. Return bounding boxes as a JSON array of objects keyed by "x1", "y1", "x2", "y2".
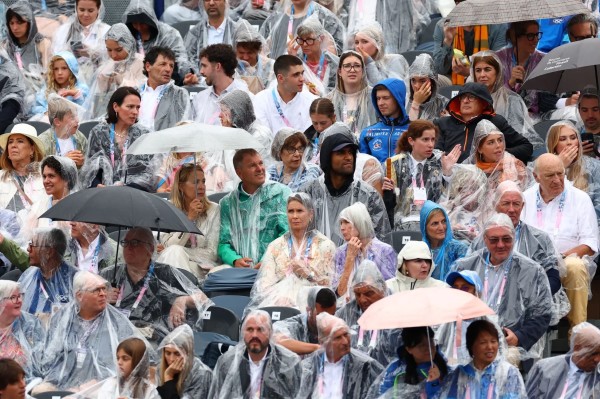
[
  {"x1": 465, "y1": 379, "x2": 494, "y2": 399},
  {"x1": 288, "y1": 3, "x2": 316, "y2": 37},
  {"x1": 271, "y1": 89, "x2": 292, "y2": 127},
  {"x1": 304, "y1": 52, "x2": 326, "y2": 81},
  {"x1": 77, "y1": 317, "x2": 100, "y2": 350},
  {"x1": 157, "y1": 155, "x2": 195, "y2": 189},
  {"x1": 14, "y1": 48, "x2": 23, "y2": 70},
  {"x1": 412, "y1": 166, "x2": 425, "y2": 188},
  {"x1": 88, "y1": 240, "x2": 102, "y2": 273},
  {"x1": 278, "y1": 164, "x2": 303, "y2": 185},
  {"x1": 141, "y1": 82, "x2": 169, "y2": 118},
  {"x1": 136, "y1": 34, "x2": 145, "y2": 57},
  {"x1": 109, "y1": 124, "x2": 129, "y2": 168},
  {"x1": 287, "y1": 232, "x2": 314, "y2": 260},
  {"x1": 357, "y1": 328, "x2": 378, "y2": 352},
  {"x1": 317, "y1": 353, "x2": 346, "y2": 396},
  {"x1": 560, "y1": 372, "x2": 585, "y2": 399},
  {"x1": 536, "y1": 190, "x2": 565, "y2": 237},
  {"x1": 53, "y1": 129, "x2": 77, "y2": 156},
  {"x1": 483, "y1": 253, "x2": 511, "y2": 311},
  {"x1": 116, "y1": 262, "x2": 155, "y2": 310}
]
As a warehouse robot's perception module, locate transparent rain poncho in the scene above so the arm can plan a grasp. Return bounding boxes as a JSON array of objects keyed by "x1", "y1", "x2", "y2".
[
  {"x1": 297, "y1": 313, "x2": 384, "y2": 399},
  {"x1": 155, "y1": 325, "x2": 213, "y2": 399},
  {"x1": 69, "y1": 337, "x2": 159, "y2": 399},
  {"x1": 326, "y1": 51, "x2": 377, "y2": 137},
  {"x1": 470, "y1": 50, "x2": 543, "y2": 151},
  {"x1": 81, "y1": 121, "x2": 158, "y2": 191},
  {"x1": 370, "y1": 0, "x2": 431, "y2": 54},
  {"x1": 335, "y1": 260, "x2": 402, "y2": 366},
  {"x1": 3, "y1": 0, "x2": 51, "y2": 102},
  {"x1": 0, "y1": 47, "x2": 27, "y2": 121},
  {"x1": 37, "y1": 272, "x2": 148, "y2": 392},
  {"x1": 233, "y1": 19, "x2": 275, "y2": 93},
  {"x1": 209, "y1": 310, "x2": 303, "y2": 398},
  {"x1": 332, "y1": 202, "x2": 397, "y2": 304},
  {"x1": 51, "y1": 0, "x2": 110, "y2": 86},
  {"x1": 247, "y1": 193, "x2": 336, "y2": 311},
  {"x1": 259, "y1": 0, "x2": 345, "y2": 59},
  {"x1": 526, "y1": 322, "x2": 600, "y2": 398},
  {"x1": 452, "y1": 221, "x2": 554, "y2": 359},
  {"x1": 18, "y1": 228, "x2": 79, "y2": 323},
  {"x1": 64, "y1": 223, "x2": 121, "y2": 274},
  {"x1": 267, "y1": 127, "x2": 321, "y2": 191},
  {"x1": 0, "y1": 281, "x2": 44, "y2": 384},
  {"x1": 438, "y1": 164, "x2": 488, "y2": 242},
  {"x1": 83, "y1": 23, "x2": 145, "y2": 120},
  {"x1": 355, "y1": 153, "x2": 384, "y2": 190},
  {"x1": 407, "y1": 53, "x2": 448, "y2": 121},
  {"x1": 350, "y1": 22, "x2": 410, "y2": 86},
  {"x1": 218, "y1": 180, "x2": 291, "y2": 266},
  {"x1": 37, "y1": 94, "x2": 89, "y2": 157},
  {"x1": 99, "y1": 235, "x2": 214, "y2": 345}
]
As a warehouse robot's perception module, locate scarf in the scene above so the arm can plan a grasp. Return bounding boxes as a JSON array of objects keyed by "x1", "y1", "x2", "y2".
[{"x1": 453, "y1": 26, "x2": 489, "y2": 84}]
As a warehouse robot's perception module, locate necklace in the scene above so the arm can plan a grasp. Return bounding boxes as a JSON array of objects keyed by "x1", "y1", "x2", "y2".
[{"x1": 114, "y1": 130, "x2": 127, "y2": 138}]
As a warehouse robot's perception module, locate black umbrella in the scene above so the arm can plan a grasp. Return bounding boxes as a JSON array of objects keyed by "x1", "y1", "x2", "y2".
[{"x1": 521, "y1": 38, "x2": 600, "y2": 93}]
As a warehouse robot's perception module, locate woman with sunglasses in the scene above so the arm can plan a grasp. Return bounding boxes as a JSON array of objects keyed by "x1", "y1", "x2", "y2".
[{"x1": 0, "y1": 281, "x2": 44, "y2": 384}]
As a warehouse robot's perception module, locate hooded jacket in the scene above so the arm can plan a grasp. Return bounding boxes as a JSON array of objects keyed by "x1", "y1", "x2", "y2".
[
  {"x1": 434, "y1": 82, "x2": 533, "y2": 164},
  {"x1": 359, "y1": 78, "x2": 409, "y2": 163},
  {"x1": 407, "y1": 53, "x2": 448, "y2": 121}
]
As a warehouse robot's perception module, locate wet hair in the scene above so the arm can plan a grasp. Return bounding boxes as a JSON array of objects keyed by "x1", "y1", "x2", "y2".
[
  {"x1": 35, "y1": 228, "x2": 68, "y2": 257},
  {"x1": 143, "y1": 46, "x2": 175, "y2": 77},
  {"x1": 309, "y1": 98, "x2": 335, "y2": 118},
  {"x1": 233, "y1": 148, "x2": 259, "y2": 170},
  {"x1": 6, "y1": 9, "x2": 29, "y2": 43},
  {"x1": 0, "y1": 359, "x2": 24, "y2": 389},
  {"x1": 41, "y1": 156, "x2": 76, "y2": 190},
  {"x1": 466, "y1": 319, "x2": 499, "y2": 357},
  {"x1": 170, "y1": 163, "x2": 210, "y2": 215},
  {"x1": 506, "y1": 20, "x2": 539, "y2": 46},
  {"x1": 106, "y1": 86, "x2": 141, "y2": 124},
  {"x1": 76, "y1": 0, "x2": 102, "y2": 7},
  {"x1": 273, "y1": 54, "x2": 303, "y2": 77},
  {"x1": 315, "y1": 287, "x2": 336, "y2": 308},
  {"x1": 396, "y1": 120, "x2": 439, "y2": 153},
  {"x1": 399, "y1": 327, "x2": 449, "y2": 385},
  {"x1": 199, "y1": 43, "x2": 238, "y2": 77},
  {"x1": 236, "y1": 41, "x2": 262, "y2": 53},
  {"x1": 567, "y1": 13, "x2": 598, "y2": 39}
]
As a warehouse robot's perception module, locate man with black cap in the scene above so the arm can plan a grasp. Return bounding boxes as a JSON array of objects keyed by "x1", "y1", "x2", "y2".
[
  {"x1": 434, "y1": 82, "x2": 533, "y2": 163},
  {"x1": 578, "y1": 86, "x2": 600, "y2": 158},
  {"x1": 298, "y1": 123, "x2": 391, "y2": 246}
]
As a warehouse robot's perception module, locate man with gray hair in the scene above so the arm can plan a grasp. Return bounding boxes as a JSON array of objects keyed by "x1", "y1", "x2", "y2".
[
  {"x1": 209, "y1": 309, "x2": 302, "y2": 398},
  {"x1": 567, "y1": 13, "x2": 598, "y2": 42},
  {"x1": 298, "y1": 313, "x2": 383, "y2": 398}
]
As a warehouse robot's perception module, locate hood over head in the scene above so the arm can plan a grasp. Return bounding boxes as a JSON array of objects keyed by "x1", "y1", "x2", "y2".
[
  {"x1": 446, "y1": 82, "x2": 495, "y2": 119},
  {"x1": 371, "y1": 78, "x2": 409, "y2": 126},
  {"x1": 123, "y1": 0, "x2": 160, "y2": 40}
]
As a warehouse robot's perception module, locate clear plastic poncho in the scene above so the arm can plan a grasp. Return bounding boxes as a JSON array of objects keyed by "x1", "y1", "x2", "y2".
[
  {"x1": 407, "y1": 53, "x2": 448, "y2": 121},
  {"x1": 298, "y1": 313, "x2": 384, "y2": 399},
  {"x1": 81, "y1": 121, "x2": 158, "y2": 191},
  {"x1": 526, "y1": 322, "x2": 600, "y2": 398},
  {"x1": 372, "y1": 0, "x2": 431, "y2": 54},
  {"x1": 0, "y1": 47, "x2": 27, "y2": 121},
  {"x1": 233, "y1": 19, "x2": 275, "y2": 93},
  {"x1": 182, "y1": 8, "x2": 237, "y2": 67},
  {"x1": 350, "y1": 22, "x2": 410, "y2": 86},
  {"x1": 155, "y1": 325, "x2": 213, "y2": 399},
  {"x1": 83, "y1": 23, "x2": 145, "y2": 121},
  {"x1": 247, "y1": 193, "x2": 336, "y2": 310},
  {"x1": 0, "y1": 281, "x2": 44, "y2": 384},
  {"x1": 64, "y1": 223, "x2": 120, "y2": 274},
  {"x1": 209, "y1": 310, "x2": 303, "y2": 398},
  {"x1": 470, "y1": 50, "x2": 543, "y2": 151},
  {"x1": 259, "y1": 0, "x2": 345, "y2": 59},
  {"x1": 334, "y1": 260, "x2": 402, "y2": 367}
]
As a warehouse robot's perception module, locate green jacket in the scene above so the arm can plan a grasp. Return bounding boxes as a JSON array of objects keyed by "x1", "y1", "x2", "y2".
[
  {"x1": 0, "y1": 238, "x2": 29, "y2": 271},
  {"x1": 38, "y1": 128, "x2": 89, "y2": 159}
]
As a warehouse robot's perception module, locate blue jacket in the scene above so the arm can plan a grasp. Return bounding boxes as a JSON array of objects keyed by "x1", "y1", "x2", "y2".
[{"x1": 359, "y1": 78, "x2": 409, "y2": 163}]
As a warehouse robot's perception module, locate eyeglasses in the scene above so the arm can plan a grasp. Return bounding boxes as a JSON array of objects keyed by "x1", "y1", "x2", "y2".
[
  {"x1": 82, "y1": 284, "x2": 109, "y2": 295},
  {"x1": 284, "y1": 146, "x2": 306, "y2": 155},
  {"x1": 295, "y1": 37, "x2": 318, "y2": 46},
  {"x1": 2, "y1": 293, "x2": 23, "y2": 304},
  {"x1": 28, "y1": 242, "x2": 49, "y2": 249},
  {"x1": 486, "y1": 236, "x2": 514, "y2": 245},
  {"x1": 341, "y1": 63, "x2": 362, "y2": 72},
  {"x1": 120, "y1": 239, "x2": 152, "y2": 248},
  {"x1": 519, "y1": 32, "x2": 543, "y2": 41},
  {"x1": 459, "y1": 93, "x2": 478, "y2": 102},
  {"x1": 572, "y1": 34, "x2": 595, "y2": 42}
]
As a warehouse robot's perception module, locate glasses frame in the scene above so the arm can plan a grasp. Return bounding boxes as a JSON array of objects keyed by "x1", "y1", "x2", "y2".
[
  {"x1": 120, "y1": 239, "x2": 152, "y2": 248},
  {"x1": 520, "y1": 32, "x2": 543, "y2": 41},
  {"x1": 295, "y1": 37, "x2": 317, "y2": 46},
  {"x1": 2, "y1": 293, "x2": 24, "y2": 304},
  {"x1": 341, "y1": 63, "x2": 363, "y2": 72}
]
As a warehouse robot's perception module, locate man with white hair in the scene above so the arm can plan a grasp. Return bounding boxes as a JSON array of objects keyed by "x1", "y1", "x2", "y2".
[
  {"x1": 35, "y1": 271, "x2": 141, "y2": 394},
  {"x1": 527, "y1": 322, "x2": 600, "y2": 397},
  {"x1": 522, "y1": 153, "x2": 599, "y2": 330},
  {"x1": 452, "y1": 213, "x2": 553, "y2": 357},
  {"x1": 298, "y1": 313, "x2": 383, "y2": 398},
  {"x1": 209, "y1": 309, "x2": 302, "y2": 398}
]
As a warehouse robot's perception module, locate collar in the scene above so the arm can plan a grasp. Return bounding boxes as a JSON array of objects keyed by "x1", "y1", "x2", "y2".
[
  {"x1": 537, "y1": 185, "x2": 567, "y2": 205},
  {"x1": 569, "y1": 356, "x2": 585, "y2": 374},
  {"x1": 209, "y1": 79, "x2": 236, "y2": 98},
  {"x1": 207, "y1": 18, "x2": 226, "y2": 31},
  {"x1": 409, "y1": 154, "x2": 427, "y2": 167},
  {"x1": 142, "y1": 81, "x2": 169, "y2": 93},
  {"x1": 74, "y1": 234, "x2": 101, "y2": 254},
  {"x1": 274, "y1": 86, "x2": 298, "y2": 105},
  {"x1": 324, "y1": 354, "x2": 346, "y2": 366}
]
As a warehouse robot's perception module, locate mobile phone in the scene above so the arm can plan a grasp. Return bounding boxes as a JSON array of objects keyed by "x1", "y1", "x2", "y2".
[{"x1": 581, "y1": 132, "x2": 595, "y2": 143}]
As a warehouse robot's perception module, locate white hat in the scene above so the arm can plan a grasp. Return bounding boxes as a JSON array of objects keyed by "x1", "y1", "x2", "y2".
[
  {"x1": 0, "y1": 123, "x2": 45, "y2": 154},
  {"x1": 397, "y1": 241, "x2": 432, "y2": 268}
]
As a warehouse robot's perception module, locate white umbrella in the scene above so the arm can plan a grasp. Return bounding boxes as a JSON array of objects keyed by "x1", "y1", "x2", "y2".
[
  {"x1": 445, "y1": 0, "x2": 589, "y2": 27},
  {"x1": 126, "y1": 122, "x2": 265, "y2": 155}
]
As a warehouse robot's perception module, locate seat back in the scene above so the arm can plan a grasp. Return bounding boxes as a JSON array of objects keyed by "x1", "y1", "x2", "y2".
[
  {"x1": 211, "y1": 295, "x2": 251, "y2": 319},
  {"x1": 33, "y1": 392, "x2": 75, "y2": 399},
  {"x1": 78, "y1": 120, "x2": 100, "y2": 139},
  {"x1": 259, "y1": 306, "x2": 301, "y2": 322},
  {"x1": 171, "y1": 20, "x2": 200, "y2": 39},
  {"x1": 202, "y1": 305, "x2": 240, "y2": 341},
  {"x1": 386, "y1": 230, "x2": 423, "y2": 253},
  {"x1": 438, "y1": 85, "x2": 463, "y2": 100},
  {"x1": 401, "y1": 50, "x2": 433, "y2": 67},
  {"x1": 203, "y1": 267, "x2": 257, "y2": 297}
]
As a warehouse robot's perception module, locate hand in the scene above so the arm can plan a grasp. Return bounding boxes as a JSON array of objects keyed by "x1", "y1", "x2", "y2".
[
  {"x1": 582, "y1": 139, "x2": 596, "y2": 155},
  {"x1": 557, "y1": 145, "x2": 579, "y2": 168},
  {"x1": 355, "y1": 46, "x2": 371, "y2": 62},
  {"x1": 96, "y1": 184, "x2": 106, "y2": 188},
  {"x1": 65, "y1": 150, "x2": 84, "y2": 167},
  {"x1": 451, "y1": 57, "x2": 470, "y2": 77},
  {"x1": 443, "y1": 24, "x2": 457, "y2": 46},
  {"x1": 509, "y1": 66, "x2": 525, "y2": 88},
  {"x1": 306, "y1": 82, "x2": 320, "y2": 96},
  {"x1": 187, "y1": 198, "x2": 205, "y2": 220},
  {"x1": 441, "y1": 144, "x2": 462, "y2": 176},
  {"x1": 382, "y1": 177, "x2": 395, "y2": 191},
  {"x1": 164, "y1": 356, "x2": 184, "y2": 381},
  {"x1": 234, "y1": 257, "x2": 253, "y2": 268},
  {"x1": 107, "y1": 287, "x2": 120, "y2": 304},
  {"x1": 413, "y1": 80, "x2": 432, "y2": 105},
  {"x1": 504, "y1": 327, "x2": 519, "y2": 346},
  {"x1": 169, "y1": 297, "x2": 187, "y2": 328},
  {"x1": 156, "y1": 243, "x2": 165, "y2": 253},
  {"x1": 254, "y1": 262, "x2": 262, "y2": 270},
  {"x1": 427, "y1": 364, "x2": 440, "y2": 382},
  {"x1": 347, "y1": 237, "x2": 362, "y2": 259},
  {"x1": 58, "y1": 88, "x2": 79, "y2": 98},
  {"x1": 565, "y1": 91, "x2": 580, "y2": 106},
  {"x1": 290, "y1": 259, "x2": 309, "y2": 279},
  {"x1": 287, "y1": 37, "x2": 299, "y2": 56},
  {"x1": 183, "y1": 72, "x2": 198, "y2": 86}
]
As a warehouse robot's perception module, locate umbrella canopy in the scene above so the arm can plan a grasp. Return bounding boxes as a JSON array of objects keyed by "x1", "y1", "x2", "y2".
[
  {"x1": 127, "y1": 123, "x2": 265, "y2": 155},
  {"x1": 40, "y1": 186, "x2": 201, "y2": 234},
  {"x1": 358, "y1": 287, "x2": 494, "y2": 330},
  {"x1": 445, "y1": 0, "x2": 589, "y2": 27},
  {"x1": 521, "y1": 38, "x2": 600, "y2": 93}
]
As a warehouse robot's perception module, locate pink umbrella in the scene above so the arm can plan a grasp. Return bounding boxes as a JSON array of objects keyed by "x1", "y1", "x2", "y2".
[{"x1": 358, "y1": 287, "x2": 495, "y2": 330}]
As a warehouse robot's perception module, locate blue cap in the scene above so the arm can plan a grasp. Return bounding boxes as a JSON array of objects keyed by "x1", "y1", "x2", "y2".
[{"x1": 446, "y1": 270, "x2": 483, "y2": 294}]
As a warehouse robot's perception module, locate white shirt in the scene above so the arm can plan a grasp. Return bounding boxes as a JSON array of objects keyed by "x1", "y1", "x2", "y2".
[
  {"x1": 190, "y1": 79, "x2": 253, "y2": 125},
  {"x1": 249, "y1": 355, "x2": 267, "y2": 397},
  {"x1": 254, "y1": 87, "x2": 318, "y2": 136},
  {"x1": 75, "y1": 235, "x2": 101, "y2": 273},
  {"x1": 521, "y1": 181, "x2": 599, "y2": 253},
  {"x1": 56, "y1": 136, "x2": 75, "y2": 156},
  {"x1": 139, "y1": 82, "x2": 169, "y2": 131},
  {"x1": 207, "y1": 20, "x2": 226, "y2": 45},
  {"x1": 322, "y1": 356, "x2": 345, "y2": 398}
]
